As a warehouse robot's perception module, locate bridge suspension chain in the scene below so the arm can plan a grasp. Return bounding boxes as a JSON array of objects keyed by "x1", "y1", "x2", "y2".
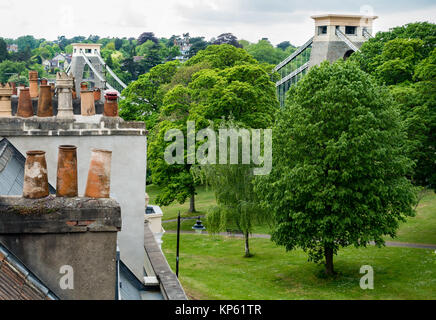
[
  {"x1": 95, "y1": 54, "x2": 127, "y2": 89},
  {"x1": 79, "y1": 51, "x2": 116, "y2": 92},
  {"x1": 335, "y1": 27, "x2": 359, "y2": 52}
]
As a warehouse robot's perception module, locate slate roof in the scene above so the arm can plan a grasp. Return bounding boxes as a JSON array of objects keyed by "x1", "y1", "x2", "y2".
[
  {"x1": 0, "y1": 243, "x2": 58, "y2": 300},
  {"x1": 118, "y1": 259, "x2": 163, "y2": 300}
]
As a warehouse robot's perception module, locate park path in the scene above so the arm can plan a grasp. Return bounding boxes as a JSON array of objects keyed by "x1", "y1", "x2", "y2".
[
  {"x1": 163, "y1": 215, "x2": 205, "y2": 223},
  {"x1": 164, "y1": 230, "x2": 436, "y2": 250}
]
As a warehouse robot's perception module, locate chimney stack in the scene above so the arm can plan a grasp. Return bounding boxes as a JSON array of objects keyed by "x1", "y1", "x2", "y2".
[
  {"x1": 56, "y1": 72, "x2": 75, "y2": 119},
  {"x1": 0, "y1": 83, "x2": 13, "y2": 117},
  {"x1": 0, "y1": 145, "x2": 121, "y2": 300}
]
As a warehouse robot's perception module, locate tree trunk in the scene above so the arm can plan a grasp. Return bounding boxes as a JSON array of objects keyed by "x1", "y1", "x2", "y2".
[
  {"x1": 188, "y1": 193, "x2": 196, "y2": 213},
  {"x1": 324, "y1": 245, "x2": 335, "y2": 276},
  {"x1": 244, "y1": 232, "x2": 251, "y2": 257}
]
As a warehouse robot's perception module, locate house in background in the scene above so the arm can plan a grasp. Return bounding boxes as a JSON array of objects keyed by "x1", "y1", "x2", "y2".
[
  {"x1": 6, "y1": 44, "x2": 18, "y2": 53},
  {"x1": 42, "y1": 53, "x2": 72, "y2": 73}
]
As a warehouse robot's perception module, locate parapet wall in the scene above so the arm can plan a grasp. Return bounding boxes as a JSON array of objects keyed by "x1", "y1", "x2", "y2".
[{"x1": 0, "y1": 116, "x2": 147, "y2": 137}]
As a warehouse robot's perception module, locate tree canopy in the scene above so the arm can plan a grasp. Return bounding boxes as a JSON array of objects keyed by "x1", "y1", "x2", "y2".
[
  {"x1": 350, "y1": 22, "x2": 436, "y2": 190},
  {"x1": 255, "y1": 60, "x2": 416, "y2": 275},
  {"x1": 132, "y1": 44, "x2": 278, "y2": 210}
]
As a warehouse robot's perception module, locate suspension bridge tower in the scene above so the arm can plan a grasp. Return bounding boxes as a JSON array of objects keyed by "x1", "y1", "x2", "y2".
[
  {"x1": 275, "y1": 14, "x2": 378, "y2": 106},
  {"x1": 68, "y1": 43, "x2": 105, "y2": 96},
  {"x1": 309, "y1": 14, "x2": 377, "y2": 67},
  {"x1": 67, "y1": 43, "x2": 127, "y2": 97}
]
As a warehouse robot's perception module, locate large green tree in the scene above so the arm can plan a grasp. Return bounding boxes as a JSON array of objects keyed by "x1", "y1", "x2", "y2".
[
  {"x1": 350, "y1": 22, "x2": 436, "y2": 191},
  {"x1": 255, "y1": 61, "x2": 416, "y2": 275},
  {"x1": 146, "y1": 44, "x2": 278, "y2": 211},
  {"x1": 0, "y1": 38, "x2": 8, "y2": 63}
]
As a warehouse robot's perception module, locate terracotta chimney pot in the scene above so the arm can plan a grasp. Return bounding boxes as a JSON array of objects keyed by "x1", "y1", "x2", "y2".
[
  {"x1": 56, "y1": 145, "x2": 78, "y2": 197},
  {"x1": 23, "y1": 150, "x2": 49, "y2": 199},
  {"x1": 16, "y1": 87, "x2": 34, "y2": 117},
  {"x1": 94, "y1": 88, "x2": 101, "y2": 101},
  {"x1": 84, "y1": 149, "x2": 112, "y2": 198},
  {"x1": 80, "y1": 90, "x2": 95, "y2": 116},
  {"x1": 29, "y1": 71, "x2": 39, "y2": 98},
  {"x1": 37, "y1": 85, "x2": 53, "y2": 117},
  {"x1": 103, "y1": 91, "x2": 118, "y2": 117}
]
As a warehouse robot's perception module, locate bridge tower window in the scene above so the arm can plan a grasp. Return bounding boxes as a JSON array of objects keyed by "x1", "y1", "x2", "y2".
[
  {"x1": 345, "y1": 26, "x2": 357, "y2": 35},
  {"x1": 85, "y1": 49, "x2": 92, "y2": 54},
  {"x1": 318, "y1": 26, "x2": 327, "y2": 35}
]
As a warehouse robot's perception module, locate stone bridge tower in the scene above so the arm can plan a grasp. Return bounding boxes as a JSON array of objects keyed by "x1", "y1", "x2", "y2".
[
  {"x1": 68, "y1": 43, "x2": 105, "y2": 96},
  {"x1": 308, "y1": 14, "x2": 378, "y2": 67}
]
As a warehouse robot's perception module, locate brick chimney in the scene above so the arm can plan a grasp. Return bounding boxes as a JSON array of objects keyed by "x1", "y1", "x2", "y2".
[{"x1": 0, "y1": 196, "x2": 121, "y2": 300}]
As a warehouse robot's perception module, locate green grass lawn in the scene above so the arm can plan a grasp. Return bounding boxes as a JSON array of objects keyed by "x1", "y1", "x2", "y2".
[
  {"x1": 386, "y1": 190, "x2": 436, "y2": 244},
  {"x1": 150, "y1": 185, "x2": 436, "y2": 245},
  {"x1": 147, "y1": 184, "x2": 216, "y2": 221},
  {"x1": 162, "y1": 234, "x2": 436, "y2": 300},
  {"x1": 155, "y1": 187, "x2": 436, "y2": 299}
]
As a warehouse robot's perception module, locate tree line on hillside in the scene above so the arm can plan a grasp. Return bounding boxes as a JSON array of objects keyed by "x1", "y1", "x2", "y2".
[
  {"x1": 120, "y1": 21, "x2": 435, "y2": 275},
  {"x1": 0, "y1": 33, "x2": 295, "y2": 86}
]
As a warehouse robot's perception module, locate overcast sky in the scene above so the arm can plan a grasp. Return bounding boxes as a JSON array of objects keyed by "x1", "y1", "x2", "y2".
[{"x1": 0, "y1": 0, "x2": 435, "y2": 46}]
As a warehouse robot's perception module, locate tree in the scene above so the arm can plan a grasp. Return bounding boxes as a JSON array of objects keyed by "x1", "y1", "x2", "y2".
[
  {"x1": 350, "y1": 22, "x2": 436, "y2": 75},
  {"x1": 0, "y1": 38, "x2": 8, "y2": 63},
  {"x1": 0, "y1": 60, "x2": 27, "y2": 83},
  {"x1": 187, "y1": 37, "x2": 209, "y2": 58},
  {"x1": 114, "y1": 38, "x2": 123, "y2": 50},
  {"x1": 246, "y1": 39, "x2": 289, "y2": 65},
  {"x1": 199, "y1": 150, "x2": 267, "y2": 256},
  {"x1": 145, "y1": 44, "x2": 277, "y2": 212},
  {"x1": 138, "y1": 32, "x2": 159, "y2": 45},
  {"x1": 7, "y1": 74, "x2": 28, "y2": 86},
  {"x1": 119, "y1": 60, "x2": 180, "y2": 129},
  {"x1": 255, "y1": 61, "x2": 416, "y2": 276},
  {"x1": 350, "y1": 22, "x2": 436, "y2": 191},
  {"x1": 16, "y1": 35, "x2": 39, "y2": 51},
  {"x1": 277, "y1": 41, "x2": 292, "y2": 51},
  {"x1": 213, "y1": 33, "x2": 242, "y2": 48}
]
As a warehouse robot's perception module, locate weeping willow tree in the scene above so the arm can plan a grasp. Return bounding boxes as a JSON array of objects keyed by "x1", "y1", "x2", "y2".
[
  {"x1": 201, "y1": 164, "x2": 262, "y2": 257},
  {"x1": 196, "y1": 143, "x2": 271, "y2": 257}
]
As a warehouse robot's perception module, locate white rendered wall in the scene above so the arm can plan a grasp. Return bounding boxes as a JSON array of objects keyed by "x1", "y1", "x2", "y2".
[{"x1": 8, "y1": 134, "x2": 147, "y2": 279}]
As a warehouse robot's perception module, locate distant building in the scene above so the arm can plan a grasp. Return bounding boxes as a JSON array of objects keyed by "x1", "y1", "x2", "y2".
[
  {"x1": 133, "y1": 55, "x2": 144, "y2": 63},
  {"x1": 42, "y1": 53, "x2": 72, "y2": 73},
  {"x1": 174, "y1": 33, "x2": 192, "y2": 61},
  {"x1": 6, "y1": 44, "x2": 18, "y2": 53}
]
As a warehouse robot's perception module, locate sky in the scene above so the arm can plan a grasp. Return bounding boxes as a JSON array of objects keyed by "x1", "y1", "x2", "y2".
[{"x1": 0, "y1": 0, "x2": 435, "y2": 46}]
